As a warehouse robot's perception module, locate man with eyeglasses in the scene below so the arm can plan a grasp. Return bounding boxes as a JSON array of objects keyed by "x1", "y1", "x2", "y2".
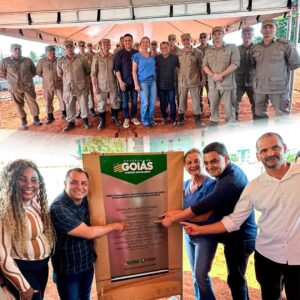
[
  {"x1": 51, "y1": 168, "x2": 126, "y2": 300},
  {"x1": 150, "y1": 40, "x2": 159, "y2": 57},
  {"x1": 168, "y1": 34, "x2": 181, "y2": 56},
  {"x1": 197, "y1": 32, "x2": 211, "y2": 116},
  {"x1": 78, "y1": 40, "x2": 97, "y2": 118},
  {"x1": 57, "y1": 40, "x2": 91, "y2": 131}
]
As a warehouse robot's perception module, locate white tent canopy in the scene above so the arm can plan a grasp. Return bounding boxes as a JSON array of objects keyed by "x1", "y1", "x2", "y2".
[{"x1": 0, "y1": 0, "x2": 294, "y2": 45}]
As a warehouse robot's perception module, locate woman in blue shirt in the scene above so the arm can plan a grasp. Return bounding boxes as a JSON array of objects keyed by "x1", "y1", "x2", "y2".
[
  {"x1": 132, "y1": 37, "x2": 157, "y2": 127},
  {"x1": 183, "y1": 148, "x2": 218, "y2": 300}
]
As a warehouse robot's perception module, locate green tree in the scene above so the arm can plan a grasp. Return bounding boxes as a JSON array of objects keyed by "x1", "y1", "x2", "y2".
[
  {"x1": 54, "y1": 45, "x2": 65, "y2": 57},
  {"x1": 29, "y1": 51, "x2": 38, "y2": 64},
  {"x1": 253, "y1": 36, "x2": 263, "y2": 44},
  {"x1": 79, "y1": 137, "x2": 126, "y2": 157},
  {"x1": 275, "y1": 15, "x2": 300, "y2": 42}
]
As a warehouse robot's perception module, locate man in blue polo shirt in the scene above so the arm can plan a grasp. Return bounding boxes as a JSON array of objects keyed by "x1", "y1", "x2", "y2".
[
  {"x1": 158, "y1": 142, "x2": 257, "y2": 300},
  {"x1": 50, "y1": 168, "x2": 126, "y2": 300}
]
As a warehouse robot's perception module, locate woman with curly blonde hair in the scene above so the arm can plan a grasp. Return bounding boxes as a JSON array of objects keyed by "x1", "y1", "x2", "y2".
[{"x1": 0, "y1": 159, "x2": 55, "y2": 300}]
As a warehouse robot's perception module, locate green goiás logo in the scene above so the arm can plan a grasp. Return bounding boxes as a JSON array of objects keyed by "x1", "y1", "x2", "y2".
[{"x1": 100, "y1": 154, "x2": 167, "y2": 184}]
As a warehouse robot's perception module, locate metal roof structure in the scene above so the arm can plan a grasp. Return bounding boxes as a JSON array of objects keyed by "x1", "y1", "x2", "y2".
[{"x1": 0, "y1": 0, "x2": 296, "y2": 45}]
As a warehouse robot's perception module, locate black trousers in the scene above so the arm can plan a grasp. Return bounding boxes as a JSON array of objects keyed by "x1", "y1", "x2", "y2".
[
  {"x1": 255, "y1": 251, "x2": 300, "y2": 300},
  {"x1": 7, "y1": 257, "x2": 49, "y2": 300},
  {"x1": 218, "y1": 235, "x2": 256, "y2": 300}
]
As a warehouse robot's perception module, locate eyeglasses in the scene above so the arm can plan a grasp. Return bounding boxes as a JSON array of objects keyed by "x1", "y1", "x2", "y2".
[{"x1": 79, "y1": 45, "x2": 85, "y2": 47}]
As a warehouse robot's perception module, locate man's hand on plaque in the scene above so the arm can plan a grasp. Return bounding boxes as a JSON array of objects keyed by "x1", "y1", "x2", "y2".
[
  {"x1": 114, "y1": 223, "x2": 128, "y2": 232},
  {"x1": 158, "y1": 209, "x2": 182, "y2": 219},
  {"x1": 155, "y1": 216, "x2": 174, "y2": 227},
  {"x1": 180, "y1": 222, "x2": 201, "y2": 235}
]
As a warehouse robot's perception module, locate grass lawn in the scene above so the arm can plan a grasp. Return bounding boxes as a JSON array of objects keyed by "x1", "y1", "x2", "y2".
[
  {"x1": 183, "y1": 243, "x2": 259, "y2": 289},
  {"x1": 182, "y1": 211, "x2": 261, "y2": 290}
]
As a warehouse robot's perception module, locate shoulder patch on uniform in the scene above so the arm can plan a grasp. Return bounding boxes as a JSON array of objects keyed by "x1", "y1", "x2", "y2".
[{"x1": 277, "y1": 38, "x2": 289, "y2": 44}]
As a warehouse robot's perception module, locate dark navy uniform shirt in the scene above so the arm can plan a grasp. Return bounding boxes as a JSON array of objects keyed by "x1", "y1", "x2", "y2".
[{"x1": 191, "y1": 162, "x2": 257, "y2": 240}]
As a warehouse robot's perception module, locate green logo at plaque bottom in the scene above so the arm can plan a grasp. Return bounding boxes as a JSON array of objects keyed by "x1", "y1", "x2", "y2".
[{"x1": 100, "y1": 154, "x2": 167, "y2": 184}]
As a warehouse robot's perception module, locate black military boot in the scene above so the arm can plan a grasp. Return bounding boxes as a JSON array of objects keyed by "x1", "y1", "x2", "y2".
[
  {"x1": 98, "y1": 112, "x2": 106, "y2": 129},
  {"x1": 61, "y1": 110, "x2": 67, "y2": 120},
  {"x1": 75, "y1": 111, "x2": 81, "y2": 119},
  {"x1": 111, "y1": 108, "x2": 121, "y2": 126},
  {"x1": 33, "y1": 116, "x2": 42, "y2": 126},
  {"x1": 63, "y1": 121, "x2": 75, "y2": 132},
  {"x1": 90, "y1": 107, "x2": 98, "y2": 117},
  {"x1": 46, "y1": 113, "x2": 55, "y2": 124},
  {"x1": 194, "y1": 115, "x2": 205, "y2": 128},
  {"x1": 82, "y1": 117, "x2": 90, "y2": 129},
  {"x1": 21, "y1": 117, "x2": 28, "y2": 130},
  {"x1": 177, "y1": 113, "x2": 185, "y2": 126}
]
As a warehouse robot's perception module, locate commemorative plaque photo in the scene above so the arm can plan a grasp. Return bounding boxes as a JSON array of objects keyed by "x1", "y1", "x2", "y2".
[{"x1": 100, "y1": 154, "x2": 169, "y2": 281}]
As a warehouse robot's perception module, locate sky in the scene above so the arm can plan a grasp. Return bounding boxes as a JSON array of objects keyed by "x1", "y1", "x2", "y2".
[{"x1": 0, "y1": 24, "x2": 264, "y2": 58}]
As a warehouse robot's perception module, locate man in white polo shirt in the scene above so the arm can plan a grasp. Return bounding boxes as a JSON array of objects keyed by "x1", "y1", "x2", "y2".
[{"x1": 181, "y1": 132, "x2": 300, "y2": 300}]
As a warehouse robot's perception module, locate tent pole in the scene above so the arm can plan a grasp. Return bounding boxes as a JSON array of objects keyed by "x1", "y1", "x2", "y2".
[
  {"x1": 287, "y1": 11, "x2": 293, "y2": 102},
  {"x1": 289, "y1": 1, "x2": 300, "y2": 110},
  {"x1": 287, "y1": 11, "x2": 292, "y2": 40}
]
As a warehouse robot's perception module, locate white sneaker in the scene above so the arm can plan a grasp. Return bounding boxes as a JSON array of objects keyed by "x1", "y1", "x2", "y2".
[
  {"x1": 131, "y1": 118, "x2": 140, "y2": 125},
  {"x1": 123, "y1": 118, "x2": 130, "y2": 128}
]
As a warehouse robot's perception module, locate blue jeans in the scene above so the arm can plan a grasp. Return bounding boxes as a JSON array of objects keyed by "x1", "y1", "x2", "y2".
[
  {"x1": 54, "y1": 268, "x2": 94, "y2": 300},
  {"x1": 221, "y1": 236, "x2": 256, "y2": 300},
  {"x1": 184, "y1": 233, "x2": 218, "y2": 300},
  {"x1": 139, "y1": 78, "x2": 157, "y2": 125},
  {"x1": 158, "y1": 89, "x2": 176, "y2": 121},
  {"x1": 120, "y1": 84, "x2": 138, "y2": 119}
]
